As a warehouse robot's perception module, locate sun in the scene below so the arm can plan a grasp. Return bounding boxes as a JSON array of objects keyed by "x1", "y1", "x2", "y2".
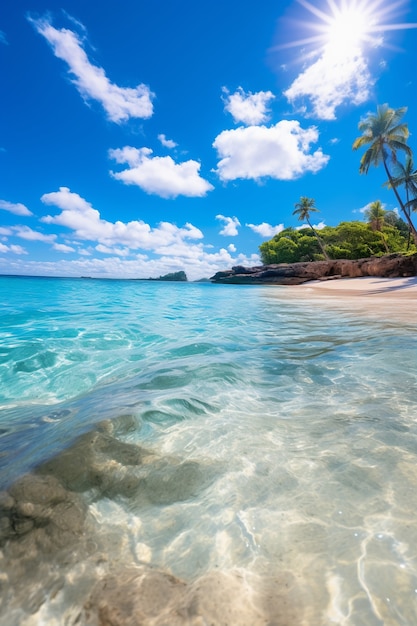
[
  {"x1": 278, "y1": 0, "x2": 417, "y2": 57},
  {"x1": 322, "y1": 3, "x2": 375, "y2": 52}
]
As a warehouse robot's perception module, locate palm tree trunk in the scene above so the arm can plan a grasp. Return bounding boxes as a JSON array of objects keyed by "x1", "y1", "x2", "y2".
[
  {"x1": 307, "y1": 218, "x2": 330, "y2": 260},
  {"x1": 380, "y1": 232, "x2": 390, "y2": 253},
  {"x1": 405, "y1": 188, "x2": 411, "y2": 250},
  {"x1": 383, "y1": 157, "x2": 417, "y2": 246}
]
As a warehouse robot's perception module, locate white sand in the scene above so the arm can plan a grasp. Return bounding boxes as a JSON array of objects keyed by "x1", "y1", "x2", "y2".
[
  {"x1": 280, "y1": 276, "x2": 417, "y2": 323},
  {"x1": 298, "y1": 275, "x2": 417, "y2": 297}
]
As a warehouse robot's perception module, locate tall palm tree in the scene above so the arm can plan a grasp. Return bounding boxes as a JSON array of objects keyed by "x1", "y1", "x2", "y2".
[
  {"x1": 292, "y1": 196, "x2": 330, "y2": 260},
  {"x1": 364, "y1": 200, "x2": 389, "y2": 252},
  {"x1": 352, "y1": 104, "x2": 417, "y2": 246},
  {"x1": 386, "y1": 155, "x2": 417, "y2": 249}
]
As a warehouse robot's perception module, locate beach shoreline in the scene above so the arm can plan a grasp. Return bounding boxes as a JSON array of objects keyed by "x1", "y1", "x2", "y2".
[
  {"x1": 296, "y1": 275, "x2": 417, "y2": 297},
  {"x1": 273, "y1": 276, "x2": 417, "y2": 323}
]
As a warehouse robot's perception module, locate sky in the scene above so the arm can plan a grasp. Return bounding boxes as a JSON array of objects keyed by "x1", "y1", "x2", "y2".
[{"x1": 1, "y1": 0, "x2": 417, "y2": 280}]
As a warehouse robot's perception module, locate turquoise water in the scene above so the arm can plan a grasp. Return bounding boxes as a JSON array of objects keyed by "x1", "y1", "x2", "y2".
[{"x1": 0, "y1": 276, "x2": 416, "y2": 625}]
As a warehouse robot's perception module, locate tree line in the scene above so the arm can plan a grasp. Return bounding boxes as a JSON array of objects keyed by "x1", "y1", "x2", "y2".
[{"x1": 260, "y1": 104, "x2": 417, "y2": 265}]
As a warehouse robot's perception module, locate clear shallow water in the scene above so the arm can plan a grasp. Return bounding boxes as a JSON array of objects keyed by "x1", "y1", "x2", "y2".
[{"x1": 0, "y1": 276, "x2": 416, "y2": 625}]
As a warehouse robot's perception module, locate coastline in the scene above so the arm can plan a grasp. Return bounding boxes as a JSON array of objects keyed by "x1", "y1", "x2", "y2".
[{"x1": 275, "y1": 276, "x2": 417, "y2": 323}]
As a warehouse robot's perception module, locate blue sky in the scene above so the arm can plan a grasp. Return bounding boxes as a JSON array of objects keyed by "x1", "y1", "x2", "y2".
[{"x1": 1, "y1": 0, "x2": 416, "y2": 280}]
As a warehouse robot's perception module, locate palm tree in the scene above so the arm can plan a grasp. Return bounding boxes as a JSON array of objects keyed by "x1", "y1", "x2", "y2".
[
  {"x1": 292, "y1": 196, "x2": 330, "y2": 260},
  {"x1": 364, "y1": 200, "x2": 389, "y2": 252},
  {"x1": 352, "y1": 104, "x2": 417, "y2": 246},
  {"x1": 386, "y1": 155, "x2": 417, "y2": 249}
]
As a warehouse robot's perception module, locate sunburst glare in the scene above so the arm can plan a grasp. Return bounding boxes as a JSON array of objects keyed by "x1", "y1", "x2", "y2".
[{"x1": 279, "y1": 0, "x2": 417, "y2": 57}]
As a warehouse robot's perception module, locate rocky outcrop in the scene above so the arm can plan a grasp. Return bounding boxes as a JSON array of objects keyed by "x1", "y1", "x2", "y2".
[{"x1": 210, "y1": 253, "x2": 417, "y2": 285}]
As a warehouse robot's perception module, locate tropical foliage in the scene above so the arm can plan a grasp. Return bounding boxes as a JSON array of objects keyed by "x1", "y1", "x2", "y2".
[
  {"x1": 386, "y1": 155, "x2": 417, "y2": 248},
  {"x1": 352, "y1": 104, "x2": 417, "y2": 245},
  {"x1": 292, "y1": 196, "x2": 330, "y2": 260},
  {"x1": 260, "y1": 103, "x2": 417, "y2": 266},
  {"x1": 259, "y1": 213, "x2": 414, "y2": 265}
]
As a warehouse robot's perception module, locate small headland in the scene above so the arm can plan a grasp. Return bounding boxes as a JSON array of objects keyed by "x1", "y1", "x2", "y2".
[{"x1": 210, "y1": 253, "x2": 417, "y2": 285}]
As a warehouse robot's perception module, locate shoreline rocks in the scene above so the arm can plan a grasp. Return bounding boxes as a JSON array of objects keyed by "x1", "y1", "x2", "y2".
[{"x1": 210, "y1": 253, "x2": 417, "y2": 285}]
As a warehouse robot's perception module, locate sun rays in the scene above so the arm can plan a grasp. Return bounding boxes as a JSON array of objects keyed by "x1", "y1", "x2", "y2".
[{"x1": 279, "y1": 0, "x2": 417, "y2": 57}]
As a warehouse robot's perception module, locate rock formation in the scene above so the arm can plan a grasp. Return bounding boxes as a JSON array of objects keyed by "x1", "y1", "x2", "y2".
[{"x1": 210, "y1": 253, "x2": 417, "y2": 285}]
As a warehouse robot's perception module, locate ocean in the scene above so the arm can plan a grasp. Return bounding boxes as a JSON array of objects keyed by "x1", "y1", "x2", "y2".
[{"x1": 0, "y1": 275, "x2": 416, "y2": 625}]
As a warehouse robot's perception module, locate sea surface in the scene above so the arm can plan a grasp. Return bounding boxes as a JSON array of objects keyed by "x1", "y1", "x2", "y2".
[{"x1": 0, "y1": 275, "x2": 416, "y2": 625}]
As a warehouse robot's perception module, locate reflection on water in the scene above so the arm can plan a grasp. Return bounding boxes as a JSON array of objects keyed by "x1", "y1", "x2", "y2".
[{"x1": 0, "y1": 279, "x2": 417, "y2": 625}]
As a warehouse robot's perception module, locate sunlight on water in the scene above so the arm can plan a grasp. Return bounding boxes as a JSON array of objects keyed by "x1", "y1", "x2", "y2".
[{"x1": 0, "y1": 276, "x2": 416, "y2": 625}]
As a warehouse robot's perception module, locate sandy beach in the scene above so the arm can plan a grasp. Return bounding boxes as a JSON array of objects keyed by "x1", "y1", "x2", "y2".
[{"x1": 281, "y1": 276, "x2": 417, "y2": 323}]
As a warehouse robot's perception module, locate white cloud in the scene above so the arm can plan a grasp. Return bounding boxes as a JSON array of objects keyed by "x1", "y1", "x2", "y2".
[
  {"x1": 0, "y1": 31, "x2": 8, "y2": 45},
  {"x1": 213, "y1": 121, "x2": 329, "y2": 182},
  {"x1": 0, "y1": 186, "x2": 263, "y2": 280},
  {"x1": 357, "y1": 201, "x2": 387, "y2": 215},
  {"x1": 109, "y1": 147, "x2": 214, "y2": 198},
  {"x1": 53, "y1": 242, "x2": 75, "y2": 253},
  {"x1": 284, "y1": 47, "x2": 372, "y2": 120},
  {"x1": 247, "y1": 222, "x2": 284, "y2": 237},
  {"x1": 227, "y1": 244, "x2": 236, "y2": 252},
  {"x1": 0, "y1": 243, "x2": 27, "y2": 255},
  {"x1": 0, "y1": 247, "x2": 261, "y2": 282},
  {"x1": 13, "y1": 226, "x2": 57, "y2": 243},
  {"x1": 0, "y1": 199, "x2": 33, "y2": 216},
  {"x1": 29, "y1": 16, "x2": 154, "y2": 123},
  {"x1": 96, "y1": 244, "x2": 131, "y2": 257},
  {"x1": 216, "y1": 214, "x2": 241, "y2": 236},
  {"x1": 296, "y1": 221, "x2": 326, "y2": 230},
  {"x1": 40, "y1": 187, "x2": 204, "y2": 249},
  {"x1": 158, "y1": 134, "x2": 178, "y2": 149},
  {"x1": 223, "y1": 87, "x2": 275, "y2": 125}
]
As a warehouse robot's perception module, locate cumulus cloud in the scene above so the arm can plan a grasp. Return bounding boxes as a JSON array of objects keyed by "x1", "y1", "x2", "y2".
[
  {"x1": 296, "y1": 221, "x2": 326, "y2": 230},
  {"x1": 13, "y1": 226, "x2": 57, "y2": 243},
  {"x1": 227, "y1": 244, "x2": 236, "y2": 252},
  {"x1": 96, "y1": 244, "x2": 131, "y2": 257},
  {"x1": 357, "y1": 201, "x2": 387, "y2": 215},
  {"x1": 0, "y1": 245, "x2": 261, "y2": 282},
  {"x1": 216, "y1": 214, "x2": 241, "y2": 236},
  {"x1": 247, "y1": 222, "x2": 284, "y2": 237},
  {"x1": 213, "y1": 121, "x2": 329, "y2": 182},
  {"x1": 40, "y1": 186, "x2": 204, "y2": 248},
  {"x1": 7, "y1": 186, "x2": 263, "y2": 280},
  {"x1": 0, "y1": 243, "x2": 27, "y2": 255},
  {"x1": 284, "y1": 48, "x2": 372, "y2": 120},
  {"x1": 158, "y1": 134, "x2": 177, "y2": 149},
  {"x1": 53, "y1": 243, "x2": 75, "y2": 253},
  {"x1": 223, "y1": 87, "x2": 275, "y2": 125},
  {"x1": 0, "y1": 199, "x2": 33, "y2": 216},
  {"x1": 109, "y1": 147, "x2": 214, "y2": 198},
  {"x1": 29, "y1": 16, "x2": 154, "y2": 123}
]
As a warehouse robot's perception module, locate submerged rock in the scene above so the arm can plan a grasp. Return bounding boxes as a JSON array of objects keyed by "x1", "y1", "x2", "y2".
[
  {"x1": 36, "y1": 428, "x2": 216, "y2": 505},
  {"x1": 37, "y1": 431, "x2": 154, "y2": 494},
  {"x1": 0, "y1": 474, "x2": 86, "y2": 552},
  {"x1": 82, "y1": 568, "x2": 291, "y2": 626},
  {"x1": 83, "y1": 567, "x2": 187, "y2": 626},
  {"x1": 0, "y1": 420, "x2": 220, "y2": 623}
]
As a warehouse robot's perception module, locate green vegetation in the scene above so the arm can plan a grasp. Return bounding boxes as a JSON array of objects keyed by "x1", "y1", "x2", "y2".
[
  {"x1": 292, "y1": 196, "x2": 330, "y2": 260},
  {"x1": 352, "y1": 104, "x2": 417, "y2": 245},
  {"x1": 260, "y1": 104, "x2": 417, "y2": 265},
  {"x1": 150, "y1": 271, "x2": 188, "y2": 281},
  {"x1": 259, "y1": 213, "x2": 414, "y2": 265}
]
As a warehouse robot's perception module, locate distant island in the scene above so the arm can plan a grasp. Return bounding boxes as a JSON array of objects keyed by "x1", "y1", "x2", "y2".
[{"x1": 147, "y1": 271, "x2": 188, "y2": 282}]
